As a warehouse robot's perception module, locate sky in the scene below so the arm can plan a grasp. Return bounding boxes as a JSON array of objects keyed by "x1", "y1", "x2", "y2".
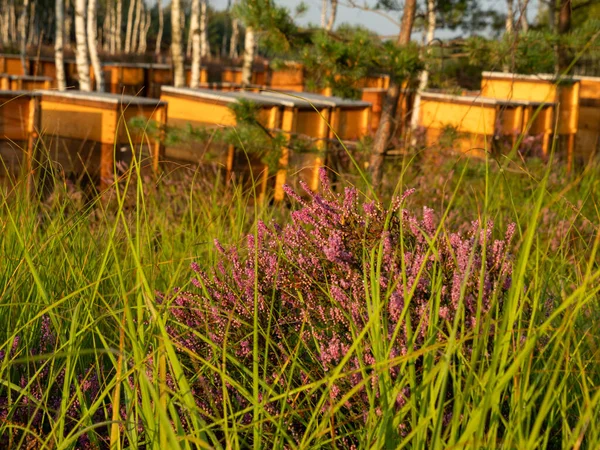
[{"x1": 205, "y1": 0, "x2": 543, "y2": 40}]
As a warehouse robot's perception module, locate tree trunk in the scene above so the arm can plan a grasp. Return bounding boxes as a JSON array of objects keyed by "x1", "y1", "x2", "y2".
[
  {"x1": 88, "y1": 0, "x2": 104, "y2": 91},
  {"x1": 55, "y1": 0, "x2": 67, "y2": 90},
  {"x1": 190, "y1": 0, "x2": 201, "y2": 87},
  {"x1": 321, "y1": 0, "x2": 327, "y2": 28},
  {"x1": 505, "y1": 0, "x2": 514, "y2": 35},
  {"x1": 155, "y1": 0, "x2": 163, "y2": 55},
  {"x1": 325, "y1": 0, "x2": 337, "y2": 31},
  {"x1": 19, "y1": 0, "x2": 29, "y2": 74},
  {"x1": 397, "y1": 0, "x2": 416, "y2": 45},
  {"x1": 171, "y1": 0, "x2": 185, "y2": 87},
  {"x1": 103, "y1": 4, "x2": 111, "y2": 51},
  {"x1": 186, "y1": 13, "x2": 193, "y2": 58},
  {"x1": 557, "y1": 0, "x2": 571, "y2": 72},
  {"x1": 27, "y1": 1, "x2": 35, "y2": 46},
  {"x1": 1, "y1": 0, "x2": 8, "y2": 45},
  {"x1": 124, "y1": 0, "x2": 135, "y2": 52},
  {"x1": 229, "y1": 17, "x2": 239, "y2": 59},
  {"x1": 241, "y1": 26, "x2": 254, "y2": 85},
  {"x1": 75, "y1": 0, "x2": 90, "y2": 91},
  {"x1": 200, "y1": 0, "x2": 210, "y2": 58},
  {"x1": 131, "y1": 0, "x2": 142, "y2": 54},
  {"x1": 518, "y1": 0, "x2": 529, "y2": 32},
  {"x1": 409, "y1": 0, "x2": 436, "y2": 134},
  {"x1": 116, "y1": 0, "x2": 123, "y2": 52},
  {"x1": 10, "y1": 1, "x2": 16, "y2": 45},
  {"x1": 65, "y1": 0, "x2": 72, "y2": 48}
]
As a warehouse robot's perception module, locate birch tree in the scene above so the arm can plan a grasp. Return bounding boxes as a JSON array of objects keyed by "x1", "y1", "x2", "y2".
[
  {"x1": 75, "y1": 0, "x2": 91, "y2": 91},
  {"x1": 125, "y1": 0, "x2": 136, "y2": 52},
  {"x1": 241, "y1": 26, "x2": 255, "y2": 85},
  {"x1": 155, "y1": 0, "x2": 163, "y2": 55},
  {"x1": 116, "y1": 0, "x2": 123, "y2": 51},
  {"x1": 190, "y1": 0, "x2": 202, "y2": 87},
  {"x1": 65, "y1": 0, "x2": 72, "y2": 48},
  {"x1": 88, "y1": 0, "x2": 104, "y2": 91},
  {"x1": 171, "y1": 0, "x2": 185, "y2": 87},
  {"x1": 132, "y1": 0, "x2": 142, "y2": 53},
  {"x1": 325, "y1": 0, "x2": 337, "y2": 31},
  {"x1": 200, "y1": 0, "x2": 210, "y2": 58},
  {"x1": 506, "y1": 0, "x2": 514, "y2": 34},
  {"x1": 408, "y1": 0, "x2": 436, "y2": 141},
  {"x1": 518, "y1": 0, "x2": 530, "y2": 32},
  {"x1": 55, "y1": 0, "x2": 67, "y2": 90},
  {"x1": 230, "y1": 17, "x2": 239, "y2": 58},
  {"x1": 19, "y1": 0, "x2": 30, "y2": 74}
]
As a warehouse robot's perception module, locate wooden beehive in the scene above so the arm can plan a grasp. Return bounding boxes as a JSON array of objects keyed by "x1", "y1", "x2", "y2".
[
  {"x1": 91, "y1": 63, "x2": 148, "y2": 96},
  {"x1": 39, "y1": 90, "x2": 166, "y2": 188},
  {"x1": 147, "y1": 64, "x2": 173, "y2": 98},
  {"x1": 358, "y1": 74, "x2": 390, "y2": 89},
  {"x1": 266, "y1": 91, "x2": 372, "y2": 141},
  {"x1": 480, "y1": 71, "x2": 581, "y2": 164},
  {"x1": 360, "y1": 88, "x2": 386, "y2": 134},
  {"x1": 222, "y1": 66, "x2": 267, "y2": 86},
  {"x1": 0, "y1": 54, "x2": 28, "y2": 75},
  {"x1": 268, "y1": 62, "x2": 304, "y2": 92},
  {"x1": 0, "y1": 74, "x2": 55, "y2": 91},
  {"x1": 418, "y1": 91, "x2": 554, "y2": 158},
  {"x1": 30, "y1": 56, "x2": 58, "y2": 79},
  {"x1": 0, "y1": 90, "x2": 40, "y2": 185},
  {"x1": 573, "y1": 75, "x2": 600, "y2": 162}
]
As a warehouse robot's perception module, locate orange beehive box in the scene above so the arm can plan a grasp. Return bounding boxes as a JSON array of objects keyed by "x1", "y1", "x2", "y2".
[
  {"x1": 91, "y1": 62, "x2": 148, "y2": 96},
  {"x1": 418, "y1": 91, "x2": 554, "y2": 157},
  {"x1": 573, "y1": 75, "x2": 600, "y2": 162},
  {"x1": 0, "y1": 54, "x2": 28, "y2": 75},
  {"x1": 222, "y1": 66, "x2": 267, "y2": 85},
  {"x1": 268, "y1": 62, "x2": 304, "y2": 92},
  {"x1": 30, "y1": 56, "x2": 58, "y2": 79},
  {"x1": 0, "y1": 74, "x2": 55, "y2": 91},
  {"x1": 39, "y1": 90, "x2": 166, "y2": 187},
  {"x1": 0, "y1": 90, "x2": 40, "y2": 184},
  {"x1": 480, "y1": 71, "x2": 583, "y2": 164}
]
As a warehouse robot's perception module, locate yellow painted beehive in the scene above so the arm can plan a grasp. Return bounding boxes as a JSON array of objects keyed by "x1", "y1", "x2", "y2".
[
  {"x1": 0, "y1": 74, "x2": 55, "y2": 91},
  {"x1": 0, "y1": 54, "x2": 28, "y2": 75},
  {"x1": 418, "y1": 91, "x2": 555, "y2": 158},
  {"x1": 39, "y1": 90, "x2": 166, "y2": 188},
  {"x1": 0, "y1": 90, "x2": 40, "y2": 184}
]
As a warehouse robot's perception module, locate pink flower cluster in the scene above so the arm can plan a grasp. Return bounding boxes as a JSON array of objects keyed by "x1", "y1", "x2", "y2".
[{"x1": 165, "y1": 169, "x2": 516, "y2": 439}]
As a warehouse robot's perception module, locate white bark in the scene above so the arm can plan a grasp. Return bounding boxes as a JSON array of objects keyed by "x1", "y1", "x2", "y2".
[
  {"x1": 200, "y1": 0, "x2": 209, "y2": 58},
  {"x1": 155, "y1": 0, "x2": 163, "y2": 55},
  {"x1": 124, "y1": 0, "x2": 135, "y2": 52},
  {"x1": 88, "y1": 0, "x2": 104, "y2": 91},
  {"x1": 321, "y1": 0, "x2": 327, "y2": 28},
  {"x1": 241, "y1": 26, "x2": 254, "y2": 85},
  {"x1": 506, "y1": 0, "x2": 514, "y2": 34},
  {"x1": 518, "y1": 0, "x2": 530, "y2": 32},
  {"x1": 1, "y1": 0, "x2": 8, "y2": 45},
  {"x1": 19, "y1": 0, "x2": 29, "y2": 74},
  {"x1": 116, "y1": 0, "x2": 123, "y2": 52},
  {"x1": 55, "y1": 0, "x2": 67, "y2": 90},
  {"x1": 190, "y1": 0, "x2": 201, "y2": 87},
  {"x1": 139, "y1": 9, "x2": 150, "y2": 53},
  {"x1": 65, "y1": 0, "x2": 72, "y2": 48},
  {"x1": 171, "y1": 0, "x2": 185, "y2": 87},
  {"x1": 75, "y1": 0, "x2": 90, "y2": 91},
  {"x1": 410, "y1": 0, "x2": 436, "y2": 139},
  {"x1": 325, "y1": 0, "x2": 337, "y2": 31},
  {"x1": 229, "y1": 17, "x2": 239, "y2": 59},
  {"x1": 132, "y1": 0, "x2": 142, "y2": 53}
]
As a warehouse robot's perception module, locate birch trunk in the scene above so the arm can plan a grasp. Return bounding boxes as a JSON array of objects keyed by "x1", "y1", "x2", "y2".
[
  {"x1": 139, "y1": 9, "x2": 150, "y2": 53},
  {"x1": 88, "y1": 0, "x2": 104, "y2": 91},
  {"x1": 409, "y1": 0, "x2": 435, "y2": 143},
  {"x1": 518, "y1": 0, "x2": 530, "y2": 32},
  {"x1": 186, "y1": 14, "x2": 193, "y2": 58},
  {"x1": 1, "y1": 0, "x2": 8, "y2": 45},
  {"x1": 325, "y1": 0, "x2": 337, "y2": 31},
  {"x1": 505, "y1": 0, "x2": 514, "y2": 35},
  {"x1": 55, "y1": 0, "x2": 67, "y2": 90},
  {"x1": 190, "y1": 0, "x2": 201, "y2": 87},
  {"x1": 229, "y1": 17, "x2": 239, "y2": 59},
  {"x1": 321, "y1": 0, "x2": 327, "y2": 28},
  {"x1": 155, "y1": 0, "x2": 163, "y2": 55},
  {"x1": 65, "y1": 0, "x2": 72, "y2": 48},
  {"x1": 103, "y1": 5, "x2": 111, "y2": 51},
  {"x1": 124, "y1": 0, "x2": 135, "y2": 52},
  {"x1": 171, "y1": 0, "x2": 185, "y2": 87},
  {"x1": 131, "y1": 0, "x2": 142, "y2": 54},
  {"x1": 200, "y1": 0, "x2": 209, "y2": 58},
  {"x1": 241, "y1": 26, "x2": 254, "y2": 85},
  {"x1": 75, "y1": 0, "x2": 90, "y2": 91},
  {"x1": 27, "y1": 1, "x2": 35, "y2": 46},
  {"x1": 116, "y1": 0, "x2": 123, "y2": 52},
  {"x1": 20, "y1": 0, "x2": 29, "y2": 74}
]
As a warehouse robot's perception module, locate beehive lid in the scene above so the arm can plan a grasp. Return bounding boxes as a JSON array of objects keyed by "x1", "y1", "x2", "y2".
[
  {"x1": 421, "y1": 91, "x2": 555, "y2": 107},
  {"x1": 162, "y1": 86, "x2": 287, "y2": 107},
  {"x1": 1, "y1": 74, "x2": 53, "y2": 81},
  {"x1": 266, "y1": 90, "x2": 371, "y2": 108},
  {"x1": 39, "y1": 90, "x2": 166, "y2": 106},
  {"x1": 481, "y1": 71, "x2": 577, "y2": 84},
  {"x1": 259, "y1": 91, "x2": 336, "y2": 108},
  {"x1": 0, "y1": 90, "x2": 40, "y2": 97}
]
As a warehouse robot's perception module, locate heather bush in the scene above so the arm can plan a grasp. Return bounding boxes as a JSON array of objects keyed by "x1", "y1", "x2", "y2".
[{"x1": 163, "y1": 170, "x2": 515, "y2": 443}]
